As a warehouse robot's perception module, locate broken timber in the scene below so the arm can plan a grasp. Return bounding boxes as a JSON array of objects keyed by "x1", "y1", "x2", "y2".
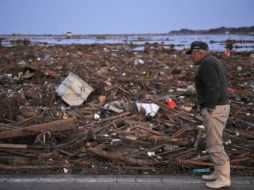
[{"x1": 0, "y1": 118, "x2": 76, "y2": 140}]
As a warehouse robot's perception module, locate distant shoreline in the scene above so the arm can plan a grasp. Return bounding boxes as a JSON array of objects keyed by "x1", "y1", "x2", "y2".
[
  {"x1": 0, "y1": 33, "x2": 254, "y2": 37},
  {"x1": 1, "y1": 25, "x2": 254, "y2": 36}
]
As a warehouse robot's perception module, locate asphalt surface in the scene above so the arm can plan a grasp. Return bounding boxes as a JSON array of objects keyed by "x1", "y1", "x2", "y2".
[{"x1": 0, "y1": 175, "x2": 253, "y2": 190}]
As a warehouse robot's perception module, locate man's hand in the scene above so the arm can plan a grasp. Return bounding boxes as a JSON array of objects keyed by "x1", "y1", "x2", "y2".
[{"x1": 207, "y1": 108, "x2": 214, "y2": 114}]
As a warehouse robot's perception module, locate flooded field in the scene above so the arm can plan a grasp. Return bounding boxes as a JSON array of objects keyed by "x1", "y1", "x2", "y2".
[{"x1": 1, "y1": 34, "x2": 254, "y2": 51}]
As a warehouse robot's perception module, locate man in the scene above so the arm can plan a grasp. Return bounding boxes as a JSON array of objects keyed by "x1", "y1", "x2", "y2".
[{"x1": 187, "y1": 41, "x2": 231, "y2": 189}]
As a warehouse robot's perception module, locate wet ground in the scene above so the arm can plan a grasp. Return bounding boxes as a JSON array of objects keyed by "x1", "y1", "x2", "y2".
[{"x1": 0, "y1": 37, "x2": 253, "y2": 176}]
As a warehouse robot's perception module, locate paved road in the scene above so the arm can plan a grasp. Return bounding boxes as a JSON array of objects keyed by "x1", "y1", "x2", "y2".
[{"x1": 0, "y1": 175, "x2": 253, "y2": 190}]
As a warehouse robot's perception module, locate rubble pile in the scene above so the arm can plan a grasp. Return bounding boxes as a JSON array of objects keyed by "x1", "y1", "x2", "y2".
[{"x1": 0, "y1": 43, "x2": 253, "y2": 175}]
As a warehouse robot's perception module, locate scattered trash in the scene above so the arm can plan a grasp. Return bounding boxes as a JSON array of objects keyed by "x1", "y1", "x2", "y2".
[
  {"x1": 147, "y1": 151, "x2": 155, "y2": 157},
  {"x1": 103, "y1": 134, "x2": 110, "y2": 138},
  {"x1": 44, "y1": 53, "x2": 51, "y2": 61},
  {"x1": 56, "y1": 103, "x2": 67, "y2": 111},
  {"x1": 136, "y1": 103, "x2": 160, "y2": 117},
  {"x1": 46, "y1": 70, "x2": 57, "y2": 78},
  {"x1": 250, "y1": 83, "x2": 254, "y2": 91},
  {"x1": 133, "y1": 58, "x2": 144, "y2": 65},
  {"x1": 63, "y1": 168, "x2": 69, "y2": 173},
  {"x1": 56, "y1": 72, "x2": 94, "y2": 106},
  {"x1": 228, "y1": 87, "x2": 236, "y2": 94},
  {"x1": 234, "y1": 96, "x2": 241, "y2": 102},
  {"x1": 186, "y1": 85, "x2": 196, "y2": 95},
  {"x1": 104, "y1": 101, "x2": 125, "y2": 113},
  {"x1": 98, "y1": 95, "x2": 106, "y2": 106},
  {"x1": 166, "y1": 99, "x2": 177, "y2": 109},
  {"x1": 17, "y1": 60, "x2": 28, "y2": 69},
  {"x1": 176, "y1": 88, "x2": 186, "y2": 92},
  {"x1": 94, "y1": 112, "x2": 101, "y2": 120},
  {"x1": 193, "y1": 168, "x2": 211, "y2": 173},
  {"x1": 224, "y1": 139, "x2": 232, "y2": 145},
  {"x1": 237, "y1": 66, "x2": 242, "y2": 72},
  {"x1": 34, "y1": 131, "x2": 51, "y2": 144},
  {"x1": 223, "y1": 50, "x2": 231, "y2": 57},
  {"x1": 184, "y1": 106, "x2": 192, "y2": 112},
  {"x1": 23, "y1": 70, "x2": 34, "y2": 79},
  {"x1": 197, "y1": 125, "x2": 206, "y2": 130},
  {"x1": 163, "y1": 144, "x2": 179, "y2": 151},
  {"x1": 111, "y1": 139, "x2": 121, "y2": 142}
]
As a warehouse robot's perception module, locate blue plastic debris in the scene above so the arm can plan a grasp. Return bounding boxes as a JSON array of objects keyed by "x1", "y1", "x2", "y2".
[{"x1": 193, "y1": 168, "x2": 211, "y2": 173}]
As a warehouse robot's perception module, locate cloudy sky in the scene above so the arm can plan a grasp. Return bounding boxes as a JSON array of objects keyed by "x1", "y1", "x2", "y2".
[{"x1": 0, "y1": 0, "x2": 253, "y2": 34}]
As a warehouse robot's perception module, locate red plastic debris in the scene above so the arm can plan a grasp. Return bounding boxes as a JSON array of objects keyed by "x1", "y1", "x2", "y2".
[
  {"x1": 46, "y1": 71, "x2": 57, "y2": 78},
  {"x1": 223, "y1": 51, "x2": 231, "y2": 57},
  {"x1": 166, "y1": 100, "x2": 176, "y2": 108},
  {"x1": 228, "y1": 87, "x2": 236, "y2": 94}
]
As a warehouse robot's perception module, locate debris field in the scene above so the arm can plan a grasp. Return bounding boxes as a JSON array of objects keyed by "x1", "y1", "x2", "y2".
[{"x1": 0, "y1": 42, "x2": 253, "y2": 175}]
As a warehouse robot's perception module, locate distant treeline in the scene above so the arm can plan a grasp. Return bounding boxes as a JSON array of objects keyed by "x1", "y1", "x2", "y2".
[{"x1": 169, "y1": 26, "x2": 254, "y2": 35}]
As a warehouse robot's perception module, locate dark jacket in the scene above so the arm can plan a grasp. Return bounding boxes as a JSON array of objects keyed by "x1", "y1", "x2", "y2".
[{"x1": 195, "y1": 54, "x2": 229, "y2": 109}]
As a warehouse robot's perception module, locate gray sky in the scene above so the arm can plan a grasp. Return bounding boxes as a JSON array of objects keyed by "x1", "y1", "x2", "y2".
[{"x1": 0, "y1": 0, "x2": 253, "y2": 34}]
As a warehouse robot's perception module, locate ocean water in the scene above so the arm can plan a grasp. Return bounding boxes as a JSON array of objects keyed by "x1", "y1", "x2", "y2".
[{"x1": 1, "y1": 34, "x2": 254, "y2": 52}]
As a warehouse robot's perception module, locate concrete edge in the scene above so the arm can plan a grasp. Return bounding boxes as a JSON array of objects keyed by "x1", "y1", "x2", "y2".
[{"x1": 0, "y1": 175, "x2": 253, "y2": 184}]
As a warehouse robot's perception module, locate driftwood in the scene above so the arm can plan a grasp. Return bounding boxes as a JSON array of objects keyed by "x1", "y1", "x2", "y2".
[
  {"x1": 0, "y1": 118, "x2": 76, "y2": 139},
  {"x1": 87, "y1": 147, "x2": 152, "y2": 166},
  {"x1": 0, "y1": 143, "x2": 28, "y2": 149}
]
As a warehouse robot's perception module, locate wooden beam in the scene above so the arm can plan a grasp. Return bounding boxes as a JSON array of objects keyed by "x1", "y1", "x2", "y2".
[
  {"x1": 87, "y1": 147, "x2": 152, "y2": 166},
  {"x1": 0, "y1": 118, "x2": 76, "y2": 140},
  {"x1": 0, "y1": 143, "x2": 28, "y2": 149}
]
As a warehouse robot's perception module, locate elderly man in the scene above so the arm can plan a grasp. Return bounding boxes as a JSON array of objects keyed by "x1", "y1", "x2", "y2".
[{"x1": 187, "y1": 41, "x2": 231, "y2": 189}]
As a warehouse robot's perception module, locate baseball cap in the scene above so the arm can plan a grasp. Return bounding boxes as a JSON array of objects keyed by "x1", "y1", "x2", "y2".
[{"x1": 186, "y1": 41, "x2": 209, "y2": 54}]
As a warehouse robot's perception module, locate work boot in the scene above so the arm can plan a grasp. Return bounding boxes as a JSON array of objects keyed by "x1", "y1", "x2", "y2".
[
  {"x1": 205, "y1": 161, "x2": 231, "y2": 189},
  {"x1": 202, "y1": 168, "x2": 217, "y2": 181}
]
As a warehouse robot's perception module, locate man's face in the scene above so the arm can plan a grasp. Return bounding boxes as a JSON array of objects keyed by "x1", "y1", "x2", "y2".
[{"x1": 191, "y1": 50, "x2": 200, "y2": 64}]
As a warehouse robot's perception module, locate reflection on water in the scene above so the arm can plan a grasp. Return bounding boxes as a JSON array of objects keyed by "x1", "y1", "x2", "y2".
[{"x1": 1, "y1": 34, "x2": 254, "y2": 51}]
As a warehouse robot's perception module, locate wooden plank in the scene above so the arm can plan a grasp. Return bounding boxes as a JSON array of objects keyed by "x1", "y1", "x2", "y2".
[
  {"x1": 169, "y1": 126, "x2": 192, "y2": 139},
  {"x1": 135, "y1": 125, "x2": 162, "y2": 136},
  {"x1": 191, "y1": 155, "x2": 210, "y2": 162},
  {"x1": 0, "y1": 143, "x2": 28, "y2": 149},
  {"x1": 0, "y1": 118, "x2": 76, "y2": 140},
  {"x1": 87, "y1": 147, "x2": 152, "y2": 166},
  {"x1": 0, "y1": 122, "x2": 19, "y2": 131}
]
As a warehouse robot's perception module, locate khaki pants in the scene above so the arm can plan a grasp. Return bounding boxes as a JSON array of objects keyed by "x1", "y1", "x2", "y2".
[{"x1": 201, "y1": 105, "x2": 230, "y2": 166}]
